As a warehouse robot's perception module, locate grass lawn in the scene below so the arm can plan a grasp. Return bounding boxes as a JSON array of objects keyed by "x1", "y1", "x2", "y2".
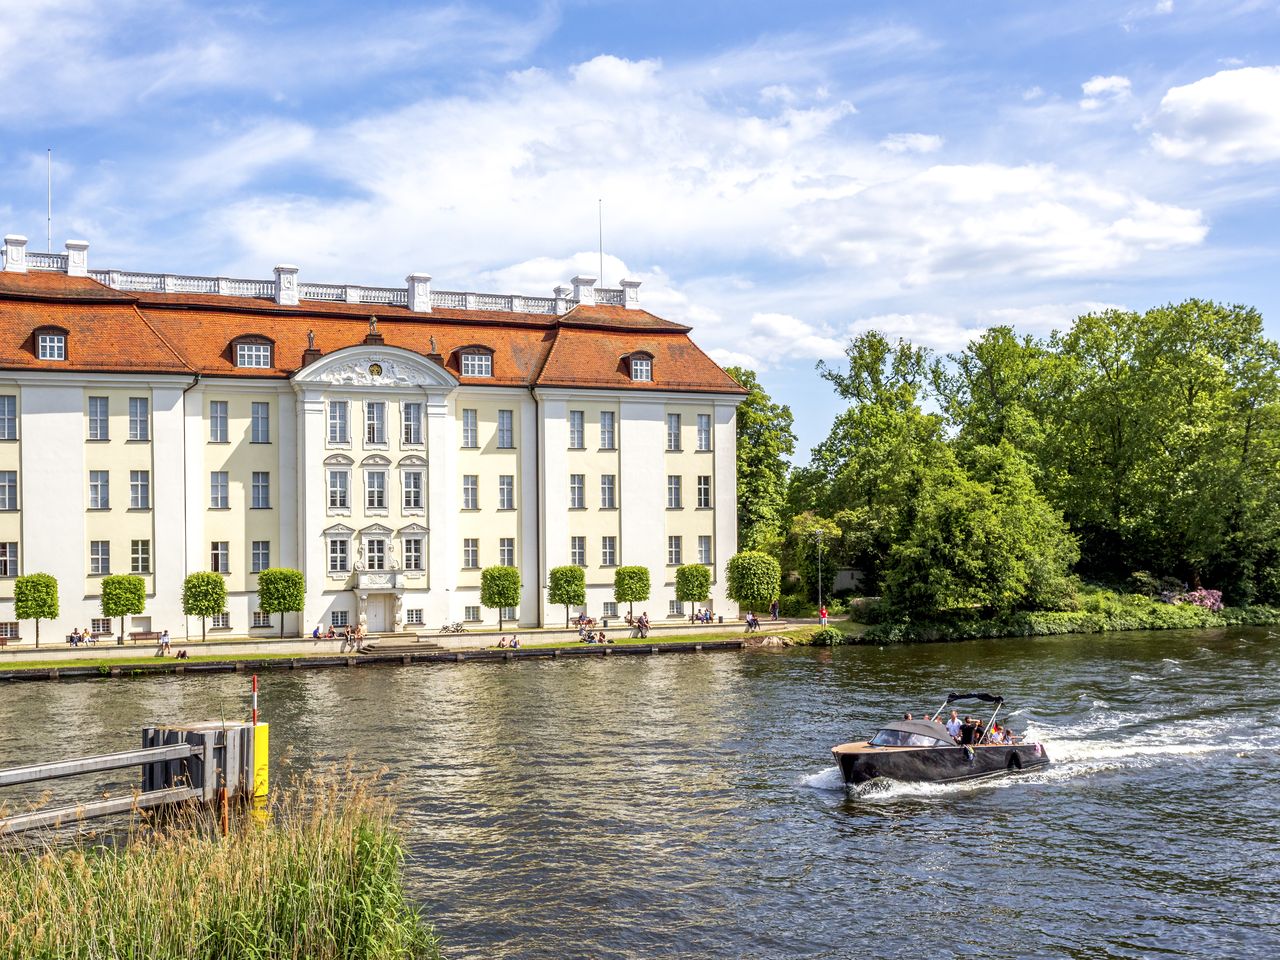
[
  {"x1": 498, "y1": 625, "x2": 827, "y2": 650},
  {"x1": 0, "y1": 651, "x2": 312, "y2": 672}
]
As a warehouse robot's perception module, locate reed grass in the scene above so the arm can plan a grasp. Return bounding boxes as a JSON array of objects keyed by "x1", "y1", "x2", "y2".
[{"x1": 0, "y1": 770, "x2": 441, "y2": 959}]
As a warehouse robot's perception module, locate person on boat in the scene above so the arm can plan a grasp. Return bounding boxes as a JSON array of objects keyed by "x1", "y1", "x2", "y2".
[
  {"x1": 903, "y1": 712, "x2": 913, "y2": 721},
  {"x1": 945, "y1": 711, "x2": 962, "y2": 739},
  {"x1": 958, "y1": 716, "x2": 979, "y2": 745}
]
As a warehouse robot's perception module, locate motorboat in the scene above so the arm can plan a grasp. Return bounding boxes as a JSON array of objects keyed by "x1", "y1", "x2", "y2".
[{"x1": 831, "y1": 692, "x2": 1049, "y2": 785}]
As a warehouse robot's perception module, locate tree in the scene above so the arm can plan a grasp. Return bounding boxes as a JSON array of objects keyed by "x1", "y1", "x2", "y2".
[
  {"x1": 675, "y1": 564, "x2": 711, "y2": 609},
  {"x1": 182, "y1": 571, "x2": 227, "y2": 643},
  {"x1": 725, "y1": 367, "x2": 796, "y2": 552},
  {"x1": 480, "y1": 565, "x2": 521, "y2": 632},
  {"x1": 257, "y1": 568, "x2": 305, "y2": 638},
  {"x1": 613, "y1": 566, "x2": 650, "y2": 618},
  {"x1": 100, "y1": 575, "x2": 146, "y2": 644},
  {"x1": 726, "y1": 551, "x2": 781, "y2": 613},
  {"x1": 14, "y1": 573, "x2": 58, "y2": 648},
  {"x1": 547, "y1": 565, "x2": 586, "y2": 627}
]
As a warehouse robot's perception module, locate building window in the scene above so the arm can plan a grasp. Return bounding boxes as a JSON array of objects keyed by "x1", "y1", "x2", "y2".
[
  {"x1": 253, "y1": 611, "x2": 272, "y2": 628},
  {"x1": 699, "y1": 535, "x2": 713, "y2": 565},
  {"x1": 461, "y1": 353, "x2": 492, "y2": 377},
  {"x1": 328, "y1": 539, "x2": 349, "y2": 573},
  {"x1": 464, "y1": 604, "x2": 482, "y2": 621},
  {"x1": 87, "y1": 396, "x2": 107, "y2": 440},
  {"x1": 89, "y1": 470, "x2": 110, "y2": 510},
  {"x1": 211, "y1": 612, "x2": 230, "y2": 630},
  {"x1": 570, "y1": 536, "x2": 586, "y2": 567},
  {"x1": 331, "y1": 609, "x2": 349, "y2": 627},
  {"x1": 498, "y1": 474, "x2": 515, "y2": 510},
  {"x1": 209, "y1": 400, "x2": 228, "y2": 442},
  {"x1": 667, "y1": 475, "x2": 682, "y2": 509},
  {"x1": 462, "y1": 474, "x2": 479, "y2": 510},
  {"x1": 130, "y1": 470, "x2": 150, "y2": 509},
  {"x1": 0, "y1": 471, "x2": 14, "y2": 511},
  {"x1": 403, "y1": 471, "x2": 423, "y2": 510},
  {"x1": 631, "y1": 356, "x2": 652, "y2": 381},
  {"x1": 463, "y1": 538, "x2": 479, "y2": 569},
  {"x1": 128, "y1": 397, "x2": 149, "y2": 441},
  {"x1": 131, "y1": 539, "x2": 151, "y2": 574},
  {"x1": 0, "y1": 622, "x2": 16, "y2": 638},
  {"x1": 602, "y1": 535, "x2": 617, "y2": 566},
  {"x1": 697, "y1": 413, "x2": 712, "y2": 451},
  {"x1": 91, "y1": 617, "x2": 112, "y2": 635},
  {"x1": 38, "y1": 333, "x2": 66, "y2": 360},
  {"x1": 601, "y1": 474, "x2": 616, "y2": 509},
  {"x1": 236, "y1": 342, "x2": 272, "y2": 368},
  {"x1": 251, "y1": 402, "x2": 270, "y2": 443},
  {"x1": 406, "y1": 608, "x2": 423, "y2": 625},
  {"x1": 211, "y1": 541, "x2": 230, "y2": 573},
  {"x1": 366, "y1": 402, "x2": 386, "y2": 444},
  {"x1": 90, "y1": 540, "x2": 110, "y2": 575},
  {"x1": 501, "y1": 605, "x2": 517, "y2": 621},
  {"x1": 328, "y1": 470, "x2": 349, "y2": 509},
  {"x1": 499, "y1": 537, "x2": 515, "y2": 567},
  {"x1": 462, "y1": 409, "x2": 478, "y2": 448},
  {"x1": 366, "y1": 471, "x2": 387, "y2": 510},
  {"x1": 251, "y1": 540, "x2": 271, "y2": 573},
  {"x1": 328, "y1": 401, "x2": 348, "y2": 443},
  {"x1": 667, "y1": 414, "x2": 681, "y2": 451},
  {"x1": 497, "y1": 409, "x2": 514, "y2": 448},
  {"x1": 404, "y1": 538, "x2": 423, "y2": 571},
  {"x1": 600, "y1": 410, "x2": 615, "y2": 449},
  {"x1": 603, "y1": 601, "x2": 618, "y2": 618},
  {"x1": 569, "y1": 474, "x2": 585, "y2": 509},
  {"x1": 366, "y1": 538, "x2": 386, "y2": 570},
  {"x1": 569, "y1": 410, "x2": 584, "y2": 449},
  {"x1": 403, "y1": 402, "x2": 422, "y2": 445},
  {"x1": 697, "y1": 475, "x2": 712, "y2": 508},
  {"x1": 668, "y1": 535, "x2": 683, "y2": 565},
  {"x1": 0, "y1": 542, "x2": 18, "y2": 577},
  {"x1": 251, "y1": 472, "x2": 271, "y2": 509},
  {"x1": 669, "y1": 600, "x2": 685, "y2": 616},
  {"x1": 210, "y1": 471, "x2": 229, "y2": 509}
]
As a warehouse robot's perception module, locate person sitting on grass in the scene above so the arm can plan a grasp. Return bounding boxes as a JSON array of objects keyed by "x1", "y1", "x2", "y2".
[
  {"x1": 497, "y1": 636, "x2": 508, "y2": 648},
  {"x1": 511, "y1": 636, "x2": 520, "y2": 649}
]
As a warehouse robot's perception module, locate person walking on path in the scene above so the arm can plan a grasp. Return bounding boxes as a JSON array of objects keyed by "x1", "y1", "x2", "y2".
[
  {"x1": 770, "y1": 599, "x2": 779, "y2": 621},
  {"x1": 819, "y1": 605, "x2": 828, "y2": 627}
]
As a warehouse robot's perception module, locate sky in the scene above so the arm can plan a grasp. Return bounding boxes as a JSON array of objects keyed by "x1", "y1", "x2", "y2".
[{"x1": 3, "y1": 0, "x2": 1280, "y2": 459}]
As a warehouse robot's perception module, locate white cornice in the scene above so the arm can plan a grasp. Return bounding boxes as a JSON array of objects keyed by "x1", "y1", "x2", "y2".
[{"x1": 533, "y1": 386, "x2": 746, "y2": 406}]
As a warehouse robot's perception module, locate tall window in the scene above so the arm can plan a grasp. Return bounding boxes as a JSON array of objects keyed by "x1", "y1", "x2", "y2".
[
  {"x1": 328, "y1": 538, "x2": 349, "y2": 573},
  {"x1": 89, "y1": 470, "x2": 110, "y2": 509},
  {"x1": 366, "y1": 471, "x2": 386, "y2": 510},
  {"x1": 89, "y1": 540, "x2": 110, "y2": 575},
  {"x1": 251, "y1": 402, "x2": 270, "y2": 443},
  {"x1": 570, "y1": 536, "x2": 586, "y2": 566},
  {"x1": 251, "y1": 471, "x2": 271, "y2": 509},
  {"x1": 404, "y1": 538, "x2": 423, "y2": 571},
  {"x1": 328, "y1": 470, "x2": 349, "y2": 509},
  {"x1": 462, "y1": 409, "x2": 478, "y2": 448},
  {"x1": 462, "y1": 475, "x2": 479, "y2": 510},
  {"x1": 0, "y1": 472, "x2": 16, "y2": 511},
  {"x1": 38, "y1": 333, "x2": 66, "y2": 360},
  {"x1": 236, "y1": 342, "x2": 271, "y2": 367},
  {"x1": 600, "y1": 410, "x2": 615, "y2": 449},
  {"x1": 131, "y1": 539, "x2": 151, "y2": 574},
  {"x1": 697, "y1": 413, "x2": 712, "y2": 451},
  {"x1": 461, "y1": 352, "x2": 493, "y2": 377},
  {"x1": 602, "y1": 535, "x2": 617, "y2": 566},
  {"x1": 210, "y1": 471, "x2": 229, "y2": 509},
  {"x1": 698, "y1": 535, "x2": 712, "y2": 565},
  {"x1": 630, "y1": 356, "x2": 652, "y2": 381},
  {"x1": 667, "y1": 535, "x2": 683, "y2": 565},
  {"x1": 251, "y1": 541, "x2": 271, "y2": 573},
  {"x1": 209, "y1": 400, "x2": 228, "y2": 442},
  {"x1": 0, "y1": 396, "x2": 15, "y2": 440},
  {"x1": 403, "y1": 402, "x2": 422, "y2": 444},
  {"x1": 697, "y1": 475, "x2": 712, "y2": 508},
  {"x1": 366, "y1": 402, "x2": 386, "y2": 444},
  {"x1": 403, "y1": 471, "x2": 423, "y2": 510},
  {"x1": 328, "y1": 401, "x2": 348, "y2": 443},
  {"x1": 667, "y1": 413, "x2": 681, "y2": 451},
  {"x1": 87, "y1": 396, "x2": 108, "y2": 440},
  {"x1": 569, "y1": 411, "x2": 585, "y2": 449},
  {"x1": 0, "y1": 542, "x2": 18, "y2": 577},
  {"x1": 211, "y1": 541, "x2": 230, "y2": 573},
  {"x1": 497, "y1": 409, "x2": 514, "y2": 448},
  {"x1": 498, "y1": 475, "x2": 515, "y2": 510},
  {"x1": 128, "y1": 397, "x2": 149, "y2": 441},
  {"x1": 130, "y1": 470, "x2": 150, "y2": 509},
  {"x1": 462, "y1": 538, "x2": 479, "y2": 569},
  {"x1": 600, "y1": 474, "x2": 616, "y2": 509},
  {"x1": 569, "y1": 474, "x2": 585, "y2": 509},
  {"x1": 667, "y1": 475, "x2": 682, "y2": 509},
  {"x1": 499, "y1": 537, "x2": 515, "y2": 567},
  {"x1": 366, "y1": 539, "x2": 386, "y2": 571}
]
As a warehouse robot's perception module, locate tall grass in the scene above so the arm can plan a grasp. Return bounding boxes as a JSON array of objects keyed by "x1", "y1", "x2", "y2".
[{"x1": 0, "y1": 770, "x2": 441, "y2": 959}]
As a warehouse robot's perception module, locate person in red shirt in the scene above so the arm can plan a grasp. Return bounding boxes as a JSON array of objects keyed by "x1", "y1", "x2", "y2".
[{"x1": 819, "y1": 605, "x2": 828, "y2": 626}]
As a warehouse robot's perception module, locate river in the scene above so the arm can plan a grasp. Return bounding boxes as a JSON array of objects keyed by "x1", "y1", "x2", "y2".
[{"x1": 2, "y1": 627, "x2": 1278, "y2": 959}]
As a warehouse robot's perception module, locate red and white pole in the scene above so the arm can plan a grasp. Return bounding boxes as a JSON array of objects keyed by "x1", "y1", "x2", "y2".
[{"x1": 251, "y1": 674, "x2": 259, "y2": 726}]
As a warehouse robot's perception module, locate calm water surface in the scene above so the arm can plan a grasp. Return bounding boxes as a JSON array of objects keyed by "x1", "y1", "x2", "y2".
[{"x1": 2, "y1": 628, "x2": 1279, "y2": 959}]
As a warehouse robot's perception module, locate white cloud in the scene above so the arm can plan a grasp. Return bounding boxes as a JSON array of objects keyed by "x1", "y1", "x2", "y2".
[
  {"x1": 1022, "y1": 85, "x2": 1044, "y2": 101},
  {"x1": 571, "y1": 55, "x2": 661, "y2": 92},
  {"x1": 1155, "y1": 0, "x2": 1174, "y2": 13},
  {"x1": 879, "y1": 132, "x2": 944, "y2": 153},
  {"x1": 1152, "y1": 65, "x2": 1280, "y2": 164},
  {"x1": 1080, "y1": 75, "x2": 1132, "y2": 110}
]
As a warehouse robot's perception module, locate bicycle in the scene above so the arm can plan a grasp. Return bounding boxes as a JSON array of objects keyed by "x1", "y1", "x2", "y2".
[{"x1": 441, "y1": 622, "x2": 468, "y2": 634}]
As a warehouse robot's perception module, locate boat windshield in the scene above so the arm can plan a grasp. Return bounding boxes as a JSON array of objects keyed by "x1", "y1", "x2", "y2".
[{"x1": 870, "y1": 729, "x2": 951, "y2": 748}]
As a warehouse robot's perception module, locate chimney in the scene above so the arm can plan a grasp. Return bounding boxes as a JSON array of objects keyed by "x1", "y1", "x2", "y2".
[
  {"x1": 407, "y1": 273, "x2": 432, "y2": 312},
  {"x1": 553, "y1": 284, "x2": 572, "y2": 314},
  {"x1": 571, "y1": 275, "x2": 597, "y2": 307},
  {"x1": 620, "y1": 278, "x2": 641, "y2": 310},
  {"x1": 2, "y1": 235, "x2": 28, "y2": 273},
  {"x1": 65, "y1": 240, "x2": 89, "y2": 277},
  {"x1": 274, "y1": 264, "x2": 299, "y2": 306}
]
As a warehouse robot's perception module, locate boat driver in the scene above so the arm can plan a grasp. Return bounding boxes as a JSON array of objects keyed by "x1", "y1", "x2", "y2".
[{"x1": 958, "y1": 716, "x2": 979, "y2": 746}]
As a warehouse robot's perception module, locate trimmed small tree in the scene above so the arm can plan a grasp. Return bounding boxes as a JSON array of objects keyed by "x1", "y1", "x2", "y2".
[
  {"x1": 257, "y1": 568, "x2": 306, "y2": 638},
  {"x1": 675, "y1": 564, "x2": 711, "y2": 614},
  {"x1": 614, "y1": 565, "x2": 651, "y2": 619},
  {"x1": 726, "y1": 551, "x2": 781, "y2": 616},
  {"x1": 101, "y1": 574, "x2": 146, "y2": 645},
  {"x1": 14, "y1": 572, "x2": 58, "y2": 648},
  {"x1": 548, "y1": 565, "x2": 586, "y2": 628},
  {"x1": 481, "y1": 565, "x2": 522, "y2": 632},
  {"x1": 182, "y1": 571, "x2": 227, "y2": 643}
]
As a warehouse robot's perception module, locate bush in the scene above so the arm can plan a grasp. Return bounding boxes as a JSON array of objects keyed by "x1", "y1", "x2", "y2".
[{"x1": 803, "y1": 627, "x2": 848, "y2": 646}]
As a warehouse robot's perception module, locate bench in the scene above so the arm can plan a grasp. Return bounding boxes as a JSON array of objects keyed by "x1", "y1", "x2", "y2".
[
  {"x1": 0, "y1": 637, "x2": 7, "y2": 647},
  {"x1": 129, "y1": 631, "x2": 163, "y2": 645}
]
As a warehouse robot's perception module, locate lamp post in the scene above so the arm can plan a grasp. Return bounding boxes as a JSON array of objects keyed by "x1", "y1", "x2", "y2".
[{"x1": 814, "y1": 529, "x2": 824, "y2": 619}]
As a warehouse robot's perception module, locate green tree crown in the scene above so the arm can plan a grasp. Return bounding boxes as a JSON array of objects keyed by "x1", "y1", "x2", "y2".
[
  {"x1": 726, "y1": 552, "x2": 781, "y2": 611},
  {"x1": 674, "y1": 564, "x2": 711, "y2": 604},
  {"x1": 100, "y1": 575, "x2": 146, "y2": 618},
  {"x1": 182, "y1": 572, "x2": 227, "y2": 618},
  {"x1": 480, "y1": 566, "x2": 521, "y2": 610}
]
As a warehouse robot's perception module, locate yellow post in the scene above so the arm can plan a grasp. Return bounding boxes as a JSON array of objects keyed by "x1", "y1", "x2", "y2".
[{"x1": 252, "y1": 722, "x2": 270, "y2": 804}]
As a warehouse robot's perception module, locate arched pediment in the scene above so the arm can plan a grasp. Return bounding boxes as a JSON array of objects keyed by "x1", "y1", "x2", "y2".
[
  {"x1": 292, "y1": 344, "x2": 458, "y2": 391},
  {"x1": 397, "y1": 455, "x2": 428, "y2": 468},
  {"x1": 324, "y1": 453, "x2": 354, "y2": 466},
  {"x1": 360, "y1": 454, "x2": 392, "y2": 467}
]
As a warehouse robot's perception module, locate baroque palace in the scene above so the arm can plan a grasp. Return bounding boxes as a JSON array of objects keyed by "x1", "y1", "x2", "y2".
[{"x1": 0, "y1": 234, "x2": 745, "y2": 641}]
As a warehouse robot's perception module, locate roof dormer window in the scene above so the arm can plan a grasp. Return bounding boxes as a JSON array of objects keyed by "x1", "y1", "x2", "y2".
[
  {"x1": 630, "y1": 355, "x2": 652, "y2": 382},
  {"x1": 460, "y1": 351, "x2": 493, "y2": 377},
  {"x1": 38, "y1": 332, "x2": 66, "y2": 361},
  {"x1": 236, "y1": 342, "x2": 272, "y2": 368}
]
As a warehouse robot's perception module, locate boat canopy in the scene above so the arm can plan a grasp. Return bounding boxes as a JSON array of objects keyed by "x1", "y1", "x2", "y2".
[
  {"x1": 946, "y1": 692, "x2": 1004, "y2": 705},
  {"x1": 877, "y1": 720, "x2": 953, "y2": 740}
]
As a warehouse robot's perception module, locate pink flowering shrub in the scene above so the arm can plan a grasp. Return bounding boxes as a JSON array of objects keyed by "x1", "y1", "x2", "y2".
[{"x1": 1177, "y1": 588, "x2": 1224, "y2": 612}]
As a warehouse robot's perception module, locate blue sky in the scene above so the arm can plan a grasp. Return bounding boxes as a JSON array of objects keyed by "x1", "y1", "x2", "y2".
[{"x1": 3, "y1": 1, "x2": 1280, "y2": 458}]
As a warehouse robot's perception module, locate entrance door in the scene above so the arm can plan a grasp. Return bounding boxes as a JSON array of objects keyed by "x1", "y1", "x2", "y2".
[{"x1": 367, "y1": 595, "x2": 388, "y2": 633}]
